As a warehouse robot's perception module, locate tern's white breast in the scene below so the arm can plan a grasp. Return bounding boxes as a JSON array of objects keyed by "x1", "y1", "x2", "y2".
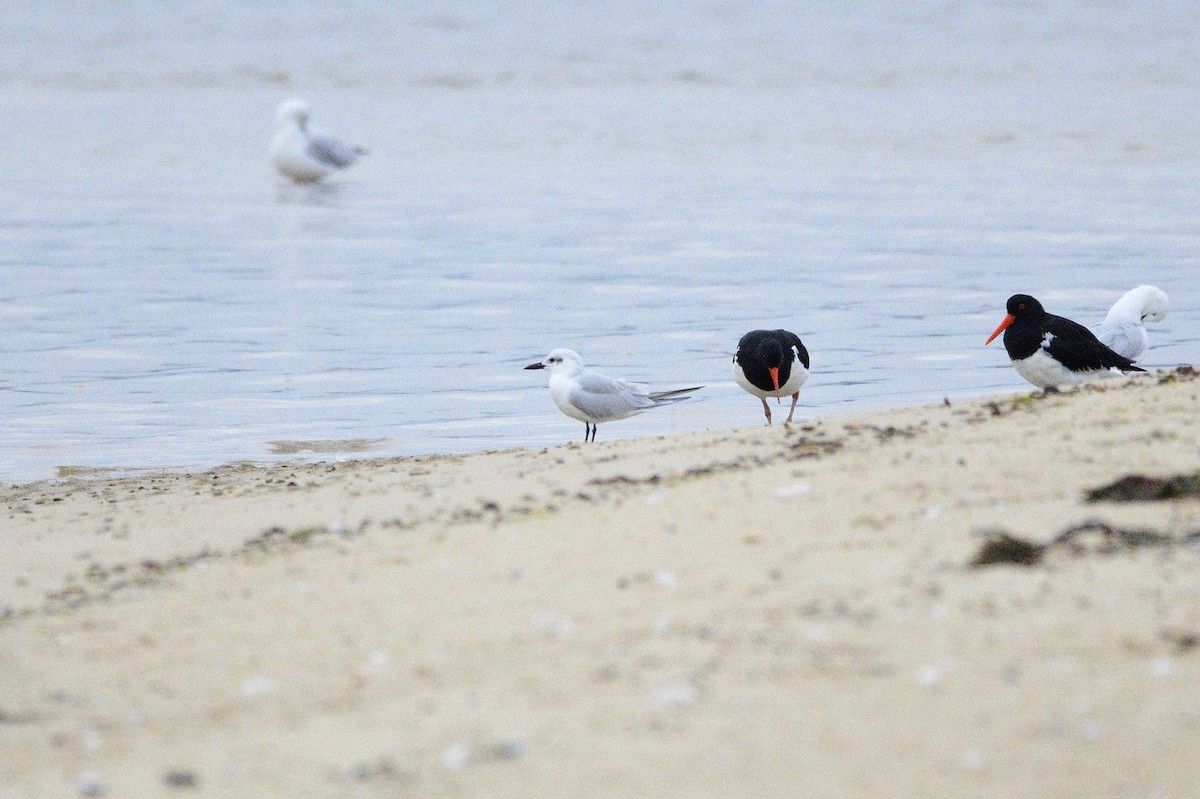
[{"x1": 270, "y1": 129, "x2": 333, "y2": 183}]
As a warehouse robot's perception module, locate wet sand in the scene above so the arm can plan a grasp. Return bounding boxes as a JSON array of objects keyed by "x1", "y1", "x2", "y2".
[{"x1": 2, "y1": 370, "x2": 1199, "y2": 798}]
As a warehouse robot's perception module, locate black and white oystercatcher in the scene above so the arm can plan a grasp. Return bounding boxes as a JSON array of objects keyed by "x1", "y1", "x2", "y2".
[
  {"x1": 985, "y1": 294, "x2": 1145, "y2": 389},
  {"x1": 733, "y1": 329, "x2": 810, "y2": 425},
  {"x1": 525, "y1": 349, "x2": 703, "y2": 442}
]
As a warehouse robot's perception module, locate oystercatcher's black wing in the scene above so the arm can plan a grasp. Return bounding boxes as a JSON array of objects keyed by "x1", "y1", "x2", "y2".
[
  {"x1": 1043, "y1": 314, "x2": 1144, "y2": 373},
  {"x1": 781, "y1": 329, "x2": 810, "y2": 370}
]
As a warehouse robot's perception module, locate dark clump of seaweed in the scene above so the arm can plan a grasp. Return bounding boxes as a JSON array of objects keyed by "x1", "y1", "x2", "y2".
[
  {"x1": 969, "y1": 519, "x2": 1200, "y2": 568},
  {"x1": 969, "y1": 530, "x2": 1046, "y2": 567},
  {"x1": 1085, "y1": 473, "x2": 1200, "y2": 503}
]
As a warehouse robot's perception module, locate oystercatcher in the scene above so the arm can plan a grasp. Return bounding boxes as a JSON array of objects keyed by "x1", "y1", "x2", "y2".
[
  {"x1": 733, "y1": 329, "x2": 810, "y2": 425},
  {"x1": 1095, "y1": 285, "x2": 1169, "y2": 361},
  {"x1": 525, "y1": 349, "x2": 703, "y2": 442},
  {"x1": 270, "y1": 99, "x2": 366, "y2": 184},
  {"x1": 985, "y1": 294, "x2": 1145, "y2": 389}
]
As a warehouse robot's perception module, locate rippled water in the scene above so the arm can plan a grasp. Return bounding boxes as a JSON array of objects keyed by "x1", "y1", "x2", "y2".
[{"x1": 2, "y1": 2, "x2": 1198, "y2": 483}]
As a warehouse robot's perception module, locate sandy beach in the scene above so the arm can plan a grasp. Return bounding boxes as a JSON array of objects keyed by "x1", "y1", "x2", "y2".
[{"x1": 2, "y1": 371, "x2": 1199, "y2": 798}]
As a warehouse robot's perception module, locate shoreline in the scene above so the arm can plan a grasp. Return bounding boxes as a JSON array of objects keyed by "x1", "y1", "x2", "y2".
[
  {"x1": 5, "y1": 377, "x2": 1040, "y2": 492},
  {"x1": 2, "y1": 369, "x2": 1198, "y2": 797},
  {"x1": 1, "y1": 380, "x2": 1041, "y2": 617}
]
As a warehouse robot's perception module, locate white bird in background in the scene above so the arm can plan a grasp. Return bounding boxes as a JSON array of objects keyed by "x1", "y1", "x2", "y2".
[
  {"x1": 1094, "y1": 285, "x2": 1169, "y2": 362},
  {"x1": 524, "y1": 349, "x2": 703, "y2": 442},
  {"x1": 270, "y1": 98, "x2": 366, "y2": 184}
]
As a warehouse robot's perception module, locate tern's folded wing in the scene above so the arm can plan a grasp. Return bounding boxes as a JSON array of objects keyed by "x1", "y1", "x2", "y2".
[
  {"x1": 568, "y1": 373, "x2": 654, "y2": 420},
  {"x1": 306, "y1": 134, "x2": 361, "y2": 168},
  {"x1": 566, "y1": 390, "x2": 639, "y2": 420}
]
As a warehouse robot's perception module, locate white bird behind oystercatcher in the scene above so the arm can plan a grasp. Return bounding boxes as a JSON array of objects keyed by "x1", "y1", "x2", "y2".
[
  {"x1": 524, "y1": 349, "x2": 703, "y2": 442},
  {"x1": 270, "y1": 99, "x2": 366, "y2": 184},
  {"x1": 733, "y1": 329, "x2": 810, "y2": 425},
  {"x1": 985, "y1": 294, "x2": 1145, "y2": 389},
  {"x1": 1094, "y1": 285, "x2": 1169, "y2": 362}
]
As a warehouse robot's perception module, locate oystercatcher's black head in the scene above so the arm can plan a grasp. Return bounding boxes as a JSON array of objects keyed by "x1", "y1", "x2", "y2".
[
  {"x1": 986, "y1": 294, "x2": 1045, "y2": 345},
  {"x1": 1005, "y1": 294, "x2": 1044, "y2": 317},
  {"x1": 754, "y1": 337, "x2": 786, "y2": 390}
]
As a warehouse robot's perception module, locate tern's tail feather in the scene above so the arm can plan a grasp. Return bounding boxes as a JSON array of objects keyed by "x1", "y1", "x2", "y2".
[{"x1": 647, "y1": 385, "x2": 704, "y2": 405}]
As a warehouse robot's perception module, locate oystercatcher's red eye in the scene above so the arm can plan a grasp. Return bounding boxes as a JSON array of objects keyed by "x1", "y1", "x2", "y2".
[{"x1": 1018, "y1": 303, "x2": 1026, "y2": 309}]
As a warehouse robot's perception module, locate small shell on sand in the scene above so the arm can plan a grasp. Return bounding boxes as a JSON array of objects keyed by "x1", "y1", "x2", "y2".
[
  {"x1": 77, "y1": 773, "x2": 105, "y2": 797},
  {"x1": 441, "y1": 742, "x2": 471, "y2": 771},
  {"x1": 241, "y1": 676, "x2": 279, "y2": 696}
]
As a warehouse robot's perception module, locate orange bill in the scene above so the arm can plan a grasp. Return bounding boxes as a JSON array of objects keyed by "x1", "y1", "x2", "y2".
[
  {"x1": 985, "y1": 313, "x2": 1015, "y2": 345},
  {"x1": 768, "y1": 366, "x2": 780, "y2": 391}
]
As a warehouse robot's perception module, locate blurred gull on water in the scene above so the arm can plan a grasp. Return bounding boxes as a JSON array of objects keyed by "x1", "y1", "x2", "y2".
[{"x1": 269, "y1": 98, "x2": 366, "y2": 184}]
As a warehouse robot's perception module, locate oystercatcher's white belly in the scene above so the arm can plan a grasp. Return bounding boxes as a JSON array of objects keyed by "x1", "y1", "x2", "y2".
[
  {"x1": 1011, "y1": 349, "x2": 1115, "y2": 389},
  {"x1": 733, "y1": 362, "x2": 809, "y2": 398}
]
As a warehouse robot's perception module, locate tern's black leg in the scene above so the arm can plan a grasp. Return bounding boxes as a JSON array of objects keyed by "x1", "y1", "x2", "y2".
[
  {"x1": 582, "y1": 423, "x2": 590, "y2": 442},
  {"x1": 588, "y1": 424, "x2": 597, "y2": 443}
]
